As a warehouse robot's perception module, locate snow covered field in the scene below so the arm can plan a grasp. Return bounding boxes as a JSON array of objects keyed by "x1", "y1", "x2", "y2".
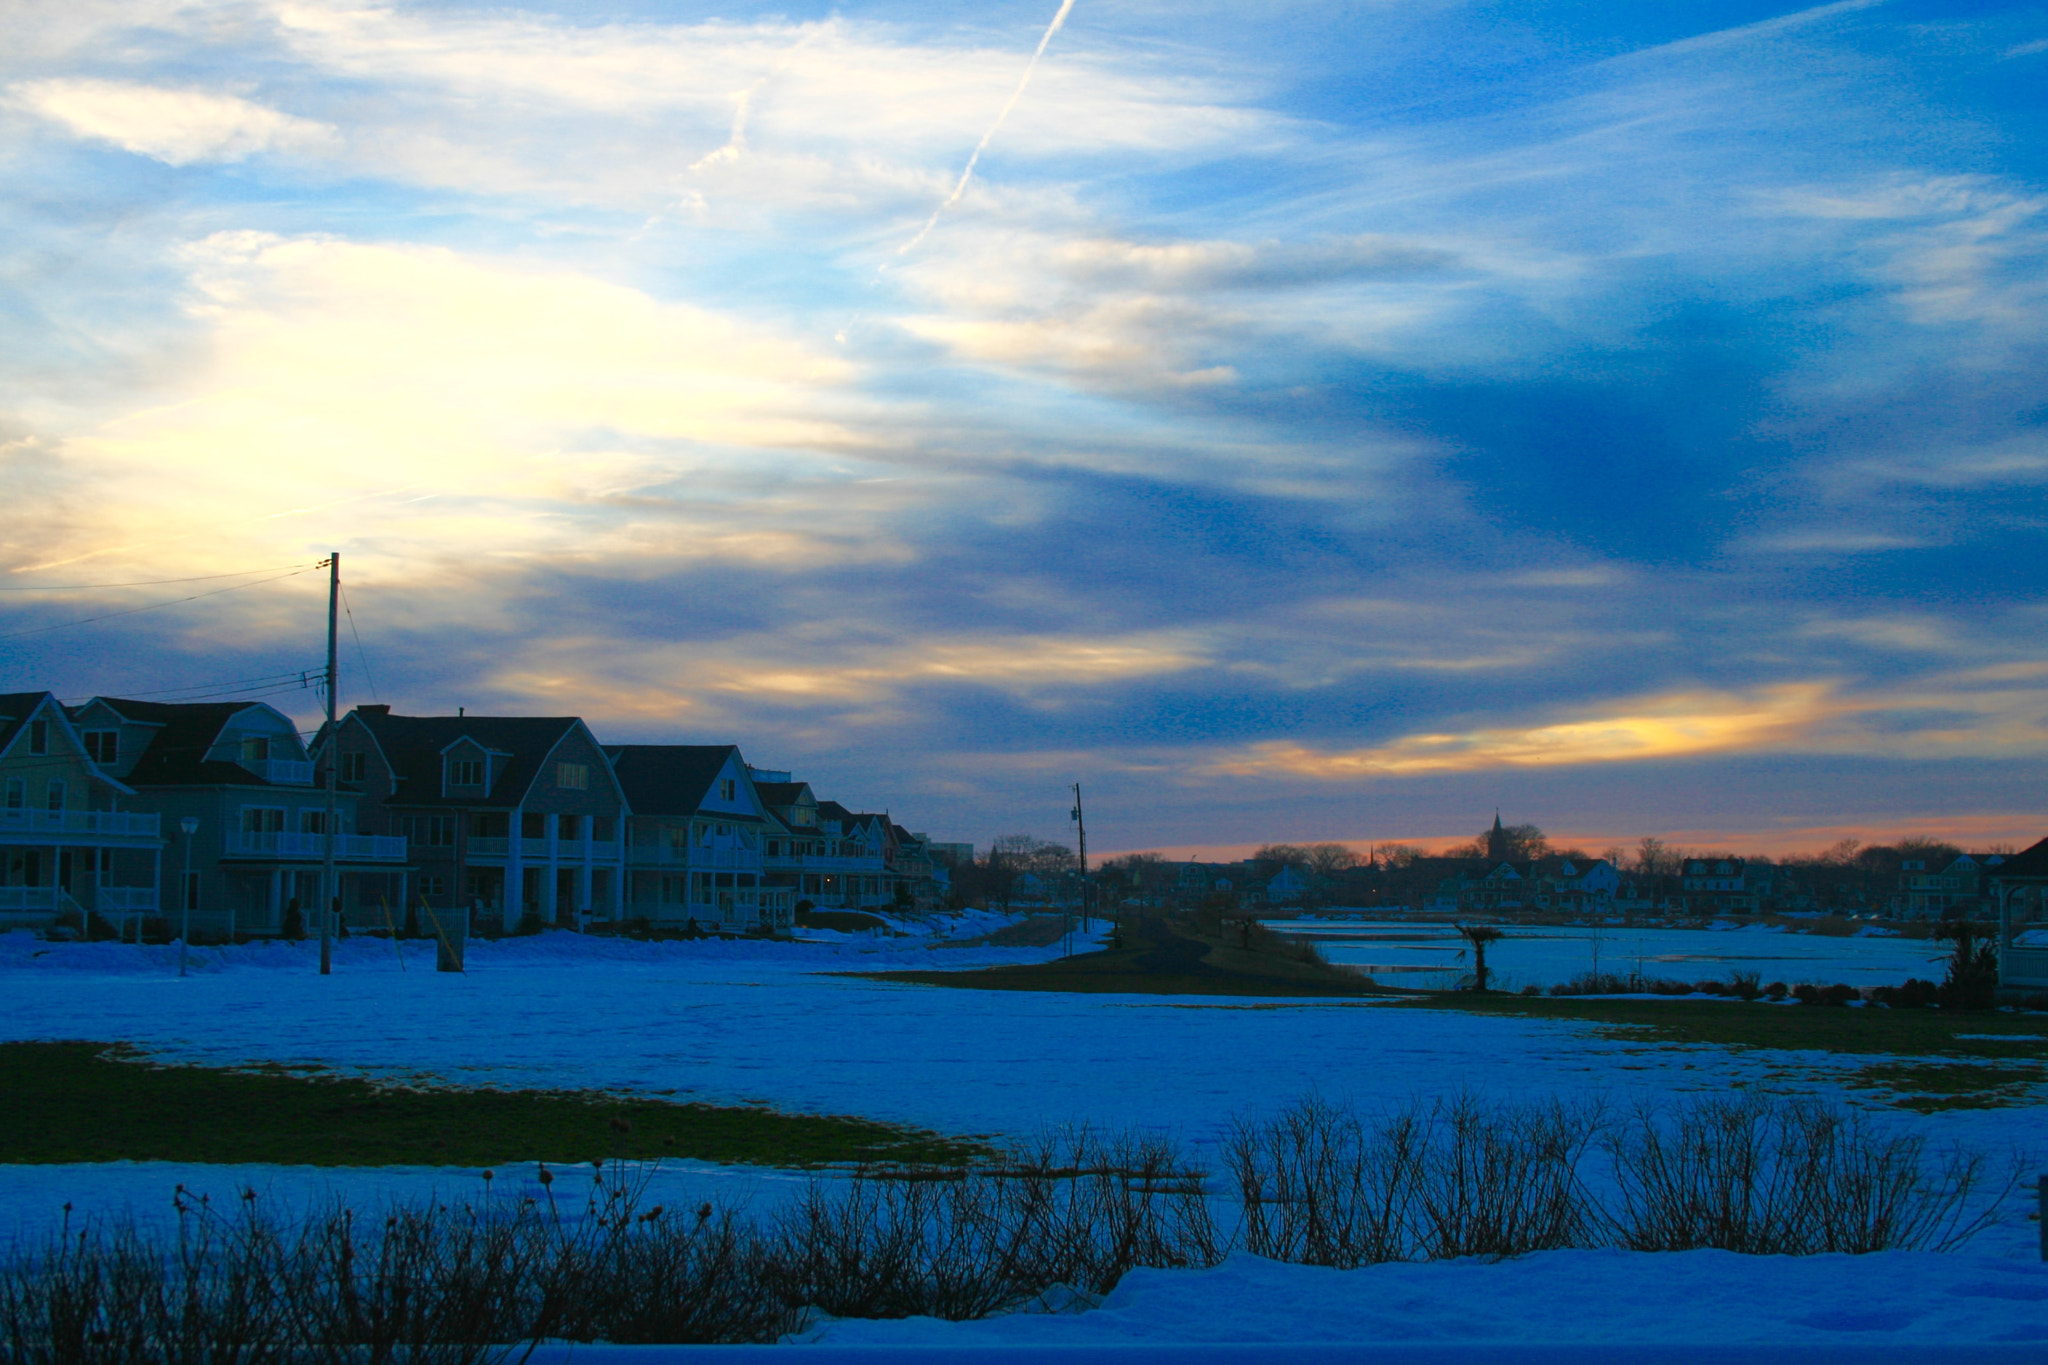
[
  {"x1": 4, "y1": 916, "x2": 2044, "y2": 1346},
  {"x1": 1265, "y1": 920, "x2": 1947, "y2": 991}
]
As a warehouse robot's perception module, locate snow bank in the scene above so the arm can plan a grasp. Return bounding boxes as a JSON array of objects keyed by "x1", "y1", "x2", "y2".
[{"x1": 800, "y1": 1248, "x2": 2048, "y2": 1346}]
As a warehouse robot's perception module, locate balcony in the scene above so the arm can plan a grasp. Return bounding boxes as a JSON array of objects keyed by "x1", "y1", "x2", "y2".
[
  {"x1": 225, "y1": 831, "x2": 407, "y2": 861},
  {"x1": 464, "y1": 837, "x2": 623, "y2": 863},
  {"x1": 765, "y1": 852, "x2": 881, "y2": 873},
  {"x1": 0, "y1": 808, "x2": 161, "y2": 840},
  {"x1": 243, "y1": 757, "x2": 314, "y2": 786},
  {"x1": 626, "y1": 844, "x2": 756, "y2": 870}
]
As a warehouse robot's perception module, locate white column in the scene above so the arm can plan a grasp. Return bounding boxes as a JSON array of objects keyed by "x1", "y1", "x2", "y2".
[{"x1": 504, "y1": 806, "x2": 523, "y2": 929}]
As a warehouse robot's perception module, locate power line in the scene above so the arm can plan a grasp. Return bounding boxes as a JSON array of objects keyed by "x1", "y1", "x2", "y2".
[
  {"x1": 68, "y1": 669, "x2": 325, "y2": 704},
  {"x1": 339, "y1": 582, "x2": 379, "y2": 703},
  {"x1": 0, "y1": 562, "x2": 321, "y2": 591},
  {"x1": 0, "y1": 565, "x2": 323, "y2": 641}
]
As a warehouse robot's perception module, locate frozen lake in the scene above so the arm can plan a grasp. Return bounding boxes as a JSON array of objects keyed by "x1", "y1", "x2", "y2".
[{"x1": 1261, "y1": 919, "x2": 1950, "y2": 992}]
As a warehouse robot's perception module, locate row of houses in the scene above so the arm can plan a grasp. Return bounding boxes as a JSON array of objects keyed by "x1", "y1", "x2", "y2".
[{"x1": 0, "y1": 692, "x2": 962, "y2": 940}]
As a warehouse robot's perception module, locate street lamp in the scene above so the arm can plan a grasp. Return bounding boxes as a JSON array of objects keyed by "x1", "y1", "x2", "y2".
[{"x1": 178, "y1": 816, "x2": 199, "y2": 978}]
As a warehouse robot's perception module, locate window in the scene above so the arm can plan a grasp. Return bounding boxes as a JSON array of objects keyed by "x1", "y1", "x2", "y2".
[
  {"x1": 45, "y1": 780, "x2": 65, "y2": 813},
  {"x1": 466, "y1": 870, "x2": 495, "y2": 901},
  {"x1": 419, "y1": 874, "x2": 447, "y2": 899},
  {"x1": 412, "y1": 815, "x2": 454, "y2": 847},
  {"x1": 5, "y1": 778, "x2": 23, "y2": 810},
  {"x1": 557, "y1": 762, "x2": 588, "y2": 790},
  {"x1": 83, "y1": 731, "x2": 118, "y2": 764},
  {"x1": 719, "y1": 778, "x2": 736, "y2": 801},
  {"x1": 340, "y1": 752, "x2": 366, "y2": 783},
  {"x1": 27, "y1": 720, "x2": 48, "y2": 755},
  {"x1": 241, "y1": 807, "x2": 285, "y2": 834},
  {"x1": 241, "y1": 735, "x2": 270, "y2": 763},
  {"x1": 661, "y1": 874, "x2": 686, "y2": 904},
  {"x1": 696, "y1": 822, "x2": 710, "y2": 847},
  {"x1": 449, "y1": 758, "x2": 483, "y2": 787},
  {"x1": 299, "y1": 809, "x2": 327, "y2": 834}
]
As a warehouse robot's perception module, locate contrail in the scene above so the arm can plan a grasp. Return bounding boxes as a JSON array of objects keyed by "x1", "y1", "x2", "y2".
[{"x1": 897, "y1": 0, "x2": 1077, "y2": 256}]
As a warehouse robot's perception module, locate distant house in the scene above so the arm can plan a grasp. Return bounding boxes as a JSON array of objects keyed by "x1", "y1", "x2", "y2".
[
  {"x1": 1, "y1": 692, "x2": 164, "y2": 931},
  {"x1": 1681, "y1": 857, "x2": 1755, "y2": 914},
  {"x1": 607, "y1": 744, "x2": 793, "y2": 931},
  {"x1": 1899, "y1": 853, "x2": 2001, "y2": 919},
  {"x1": 319, "y1": 706, "x2": 622, "y2": 932},
  {"x1": 1266, "y1": 864, "x2": 1311, "y2": 904},
  {"x1": 70, "y1": 695, "x2": 404, "y2": 938}
]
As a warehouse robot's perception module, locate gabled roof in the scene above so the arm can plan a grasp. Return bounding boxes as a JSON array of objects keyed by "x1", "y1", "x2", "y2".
[
  {"x1": 81, "y1": 698, "x2": 297, "y2": 788},
  {"x1": 346, "y1": 710, "x2": 586, "y2": 808},
  {"x1": 1990, "y1": 836, "x2": 2048, "y2": 881},
  {"x1": 0, "y1": 691, "x2": 55, "y2": 756},
  {"x1": 755, "y1": 780, "x2": 813, "y2": 807},
  {"x1": 605, "y1": 744, "x2": 757, "y2": 820}
]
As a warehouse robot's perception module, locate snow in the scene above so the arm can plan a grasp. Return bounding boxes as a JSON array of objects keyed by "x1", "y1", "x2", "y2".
[
  {"x1": 797, "y1": 1247, "x2": 2048, "y2": 1346},
  {"x1": 1264, "y1": 920, "x2": 1952, "y2": 991},
  {"x1": 4, "y1": 917, "x2": 2046, "y2": 1346}
]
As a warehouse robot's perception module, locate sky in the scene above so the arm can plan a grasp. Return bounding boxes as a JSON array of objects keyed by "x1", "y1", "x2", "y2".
[{"x1": 3, "y1": 0, "x2": 2047, "y2": 859}]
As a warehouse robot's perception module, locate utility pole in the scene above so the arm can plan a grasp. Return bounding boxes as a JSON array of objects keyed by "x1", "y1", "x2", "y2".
[
  {"x1": 1070, "y1": 782, "x2": 1089, "y2": 934},
  {"x1": 320, "y1": 553, "x2": 338, "y2": 976}
]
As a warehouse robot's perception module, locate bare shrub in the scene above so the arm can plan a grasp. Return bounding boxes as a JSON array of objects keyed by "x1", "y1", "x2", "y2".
[
  {"x1": 1227, "y1": 1094, "x2": 1599, "y2": 1265},
  {"x1": 1410, "y1": 1094, "x2": 1600, "y2": 1259},
  {"x1": 1225, "y1": 1095, "x2": 1426, "y2": 1268},
  {"x1": 770, "y1": 1130, "x2": 1217, "y2": 1321},
  {"x1": 1609, "y1": 1094, "x2": 2002, "y2": 1255}
]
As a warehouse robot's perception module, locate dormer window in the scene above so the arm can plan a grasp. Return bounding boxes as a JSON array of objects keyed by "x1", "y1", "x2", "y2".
[
  {"x1": 450, "y1": 759, "x2": 483, "y2": 786},
  {"x1": 83, "y1": 731, "x2": 118, "y2": 764},
  {"x1": 557, "y1": 762, "x2": 588, "y2": 790},
  {"x1": 340, "y1": 752, "x2": 366, "y2": 783},
  {"x1": 241, "y1": 736, "x2": 270, "y2": 763}
]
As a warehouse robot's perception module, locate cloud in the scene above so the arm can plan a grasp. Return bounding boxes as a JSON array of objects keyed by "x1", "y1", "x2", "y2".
[
  {"x1": 10, "y1": 79, "x2": 336, "y2": 164},
  {"x1": 18, "y1": 231, "x2": 872, "y2": 577},
  {"x1": 1205, "y1": 684, "x2": 1841, "y2": 779}
]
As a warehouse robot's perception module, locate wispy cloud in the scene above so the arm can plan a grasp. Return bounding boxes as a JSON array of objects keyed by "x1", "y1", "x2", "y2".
[{"x1": 10, "y1": 78, "x2": 336, "y2": 164}]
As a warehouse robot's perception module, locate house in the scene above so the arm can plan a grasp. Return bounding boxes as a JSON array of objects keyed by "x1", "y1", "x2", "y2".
[
  {"x1": 0, "y1": 692, "x2": 164, "y2": 932},
  {"x1": 606, "y1": 744, "x2": 794, "y2": 931},
  {"x1": 1681, "y1": 857, "x2": 1755, "y2": 914},
  {"x1": 811, "y1": 802, "x2": 896, "y2": 909},
  {"x1": 1988, "y1": 837, "x2": 2048, "y2": 997},
  {"x1": 1898, "y1": 854, "x2": 2001, "y2": 919},
  {"x1": 1266, "y1": 864, "x2": 1312, "y2": 904},
  {"x1": 66, "y1": 696, "x2": 405, "y2": 938},
  {"x1": 319, "y1": 706, "x2": 623, "y2": 932}
]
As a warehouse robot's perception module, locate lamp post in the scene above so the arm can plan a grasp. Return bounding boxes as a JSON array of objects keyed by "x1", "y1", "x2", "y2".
[{"x1": 178, "y1": 816, "x2": 199, "y2": 978}]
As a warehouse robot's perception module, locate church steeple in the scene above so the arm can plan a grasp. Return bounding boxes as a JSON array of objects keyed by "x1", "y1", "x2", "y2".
[{"x1": 1487, "y1": 810, "x2": 1507, "y2": 862}]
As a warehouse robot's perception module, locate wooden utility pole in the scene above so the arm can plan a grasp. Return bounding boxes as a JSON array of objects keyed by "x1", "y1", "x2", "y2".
[
  {"x1": 320, "y1": 553, "x2": 338, "y2": 976},
  {"x1": 1071, "y1": 782, "x2": 1089, "y2": 934}
]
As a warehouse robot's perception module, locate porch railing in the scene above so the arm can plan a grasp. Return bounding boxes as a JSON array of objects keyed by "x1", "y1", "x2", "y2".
[
  {"x1": 225, "y1": 831, "x2": 407, "y2": 860},
  {"x1": 0, "y1": 808, "x2": 161, "y2": 839}
]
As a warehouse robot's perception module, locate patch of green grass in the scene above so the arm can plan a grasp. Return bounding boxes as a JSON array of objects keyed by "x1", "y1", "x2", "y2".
[
  {"x1": 1, "y1": 1042, "x2": 990, "y2": 1169},
  {"x1": 1403, "y1": 993, "x2": 2048, "y2": 1060},
  {"x1": 1848, "y1": 1060, "x2": 2048, "y2": 1112}
]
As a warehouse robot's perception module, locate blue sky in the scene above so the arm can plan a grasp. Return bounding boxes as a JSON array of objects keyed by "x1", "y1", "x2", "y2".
[{"x1": 4, "y1": 0, "x2": 2046, "y2": 857}]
